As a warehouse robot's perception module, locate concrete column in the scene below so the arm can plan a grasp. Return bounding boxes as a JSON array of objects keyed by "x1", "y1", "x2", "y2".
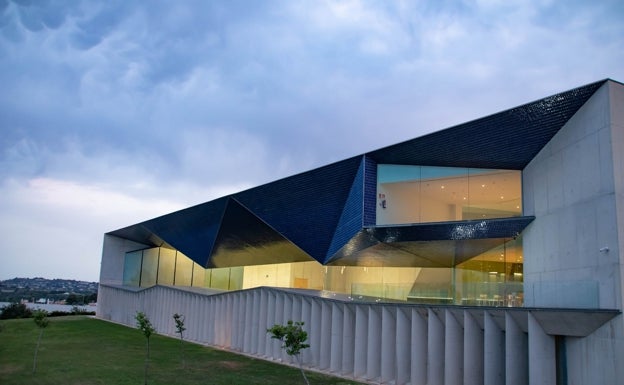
[
  {"x1": 354, "y1": 304, "x2": 369, "y2": 379},
  {"x1": 428, "y1": 309, "x2": 445, "y2": 385},
  {"x1": 366, "y1": 306, "x2": 382, "y2": 381},
  {"x1": 395, "y1": 307, "x2": 411, "y2": 385},
  {"x1": 484, "y1": 312, "x2": 505, "y2": 385},
  {"x1": 464, "y1": 311, "x2": 483, "y2": 385},
  {"x1": 330, "y1": 302, "x2": 344, "y2": 373},
  {"x1": 381, "y1": 306, "x2": 397, "y2": 384},
  {"x1": 411, "y1": 309, "x2": 427, "y2": 385},
  {"x1": 341, "y1": 304, "x2": 355, "y2": 376},
  {"x1": 445, "y1": 310, "x2": 463, "y2": 385},
  {"x1": 528, "y1": 313, "x2": 556, "y2": 385},
  {"x1": 506, "y1": 313, "x2": 528, "y2": 385}
]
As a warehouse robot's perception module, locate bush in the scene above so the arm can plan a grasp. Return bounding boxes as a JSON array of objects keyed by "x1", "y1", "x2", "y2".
[{"x1": 0, "y1": 303, "x2": 32, "y2": 319}]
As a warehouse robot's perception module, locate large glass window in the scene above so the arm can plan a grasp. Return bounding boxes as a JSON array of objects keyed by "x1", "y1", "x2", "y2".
[
  {"x1": 377, "y1": 165, "x2": 522, "y2": 225},
  {"x1": 122, "y1": 250, "x2": 142, "y2": 286},
  {"x1": 121, "y1": 241, "x2": 524, "y2": 306}
]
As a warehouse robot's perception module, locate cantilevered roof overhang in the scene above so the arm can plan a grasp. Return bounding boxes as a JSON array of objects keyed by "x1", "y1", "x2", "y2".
[{"x1": 107, "y1": 80, "x2": 609, "y2": 268}]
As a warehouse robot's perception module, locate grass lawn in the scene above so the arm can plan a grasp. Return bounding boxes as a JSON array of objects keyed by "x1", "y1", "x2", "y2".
[{"x1": 0, "y1": 316, "x2": 365, "y2": 385}]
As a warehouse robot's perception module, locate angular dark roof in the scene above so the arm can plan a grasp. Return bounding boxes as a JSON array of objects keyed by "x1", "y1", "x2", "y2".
[
  {"x1": 366, "y1": 79, "x2": 607, "y2": 169},
  {"x1": 108, "y1": 80, "x2": 608, "y2": 267}
]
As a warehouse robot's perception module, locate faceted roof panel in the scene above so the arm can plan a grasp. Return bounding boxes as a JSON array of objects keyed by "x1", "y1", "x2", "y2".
[
  {"x1": 107, "y1": 80, "x2": 608, "y2": 267},
  {"x1": 209, "y1": 198, "x2": 312, "y2": 268},
  {"x1": 233, "y1": 156, "x2": 362, "y2": 262}
]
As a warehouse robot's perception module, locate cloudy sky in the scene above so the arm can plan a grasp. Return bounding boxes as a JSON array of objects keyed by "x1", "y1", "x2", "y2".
[{"x1": 1, "y1": 0, "x2": 622, "y2": 282}]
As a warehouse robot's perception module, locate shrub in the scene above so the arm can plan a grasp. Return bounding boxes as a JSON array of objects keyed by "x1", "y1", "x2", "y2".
[{"x1": 0, "y1": 302, "x2": 32, "y2": 319}]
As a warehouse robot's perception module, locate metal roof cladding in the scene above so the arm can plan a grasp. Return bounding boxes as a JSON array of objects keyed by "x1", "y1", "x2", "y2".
[
  {"x1": 108, "y1": 79, "x2": 609, "y2": 267},
  {"x1": 366, "y1": 79, "x2": 607, "y2": 169}
]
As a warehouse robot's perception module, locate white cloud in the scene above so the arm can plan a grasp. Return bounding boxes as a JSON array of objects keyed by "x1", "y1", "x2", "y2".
[{"x1": 0, "y1": 0, "x2": 623, "y2": 281}]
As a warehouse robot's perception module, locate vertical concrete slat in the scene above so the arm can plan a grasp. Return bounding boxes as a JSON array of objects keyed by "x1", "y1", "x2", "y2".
[
  {"x1": 445, "y1": 310, "x2": 463, "y2": 385},
  {"x1": 381, "y1": 306, "x2": 397, "y2": 384},
  {"x1": 257, "y1": 290, "x2": 269, "y2": 356},
  {"x1": 366, "y1": 305, "x2": 382, "y2": 381},
  {"x1": 528, "y1": 313, "x2": 556, "y2": 385},
  {"x1": 484, "y1": 312, "x2": 505, "y2": 385},
  {"x1": 353, "y1": 304, "x2": 369, "y2": 379},
  {"x1": 319, "y1": 300, "x2": 332, "y2": 370},
  {"x1": 206, "y1": 296, "x2": 215, "y2": 345},
  {"x1": 330, "y1": 302, "x2": 344, "y2": 373},
  {"x1": 250, "y1": 290, "x2": 260, "y2": 355},
  {"x1": 342, "y1": 304, "x2": 355, "y2": 377},
  {"x1": 506, "y1": 312, "x2": 528, "y2": 385},
  {"x1": 300, "y1": 297, "x2": 312, "y2": 365},
  {"x1": 411, "y1": 308, "x2": 427, "y2": 385},
  {"x1": 464, "y1": 311, "x2": 484, "y2": 385},
  {"x1": 309, "y1": 298, "x2": 322, "y2": 367},
  {"x1": 395, "y1": 307, "x2": 411, "y2": 385},
  {"x1": 265, "y1": 290, "x2": 276, "y2": 357},
  {"x1": 232, "y1": 292, "x2": 242, "y2": 351},
  {"x1": 428, "y1": 309, "x2": 445, "y2": 385}
]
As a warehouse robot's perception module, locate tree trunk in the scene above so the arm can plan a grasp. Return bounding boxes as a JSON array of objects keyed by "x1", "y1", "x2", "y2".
[
  {"x1": 144, "y1": 338, "x2": 150, "y2": 385},
  {"x1": 32, "y1": 328, "x2": 44, "y2": 374},
  {"x1": 179, "y1": 332, "x2": 186, "y2": 369},
  {"x1": 294, "y1": 354, "x2": 310, "y2": 385}
]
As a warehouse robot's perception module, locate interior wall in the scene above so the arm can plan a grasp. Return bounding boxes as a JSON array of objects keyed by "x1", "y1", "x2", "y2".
[{"x1": 377, "y1": 183, "x2": 457, "y2": 225}]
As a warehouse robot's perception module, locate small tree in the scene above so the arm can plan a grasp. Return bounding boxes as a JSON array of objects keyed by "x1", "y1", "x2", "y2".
[
  {"x1": 135, "y1": 311, "x2": 156, "y2": 385},
  {"x1": 32, "y1": 309, "x2": 49, "y2": 374},
  {"x1": 173, "y1": 313, "x2": 186, "y2": 368},
  {"x1": 267, "y1": 320, "x2": 311, "y2": 385}
]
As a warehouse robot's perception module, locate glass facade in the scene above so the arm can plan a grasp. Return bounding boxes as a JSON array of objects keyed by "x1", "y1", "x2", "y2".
[
  {"x1": 376, "y1": 165, "x2": 522, "y2": 225},
  {"x1": 120, "y1": 165, "x2": 524, "y2": 306},
  {"x1": 123, "y1": 240, "x2": 523, "y2": 306}
]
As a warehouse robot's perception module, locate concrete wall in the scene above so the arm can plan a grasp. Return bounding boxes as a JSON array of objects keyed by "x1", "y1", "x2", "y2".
[
  {"x1": 523, "y1": 80, "x2": 624, "y2": 384},
  {"x1": 98, "y1": 234, "x2": 149, "y2": 286},
  {"x1": 99, "y1": 285, "x2": 558, "y2": 385},
  {"x1": 523, "y1": 82, "x2": 622, "y2": 310}
]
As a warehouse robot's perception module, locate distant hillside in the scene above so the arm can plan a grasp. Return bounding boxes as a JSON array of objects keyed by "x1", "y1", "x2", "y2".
[{"x1": 0, "y1": 277, "x2": 98, "y2": 303}]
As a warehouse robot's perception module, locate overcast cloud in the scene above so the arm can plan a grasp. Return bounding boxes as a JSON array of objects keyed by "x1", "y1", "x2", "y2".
[{"x1": 1, "y1": 0, "x2": 623, "y2": 282}]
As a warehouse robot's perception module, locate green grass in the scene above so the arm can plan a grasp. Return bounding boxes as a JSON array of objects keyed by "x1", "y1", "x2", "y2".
[{"x1": 0, "y1": 316, "x2": 364, "y2": 385}]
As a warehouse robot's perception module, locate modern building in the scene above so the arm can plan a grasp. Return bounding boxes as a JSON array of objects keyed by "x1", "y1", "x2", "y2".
[{"x1": 98, "y1": 79, "x2": 624, "y2": 384}]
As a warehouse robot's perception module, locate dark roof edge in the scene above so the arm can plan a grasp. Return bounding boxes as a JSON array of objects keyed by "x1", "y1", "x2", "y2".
[{"x1": 365, "y1": 79, "x2": 609, "y2": 157}]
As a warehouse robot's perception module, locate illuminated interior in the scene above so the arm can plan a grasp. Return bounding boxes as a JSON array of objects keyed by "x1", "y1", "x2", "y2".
[
  {"x1": 123, "y1": 236, "x2": 523, "y2": 306},
  {"x1": 376, "y1": 165, "x2": 522, "y2": 225},
  {"x1": 121, "y1": 165, "x2": 524, "y2": 306}
]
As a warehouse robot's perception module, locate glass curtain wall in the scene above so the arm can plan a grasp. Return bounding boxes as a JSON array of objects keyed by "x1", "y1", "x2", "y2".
[
  {"x1": 122, "y1": 243, "x2": 524, "y2": 306},
  {"x1": 376, "y1": 165, "x2": 522, "y2": 225}
]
